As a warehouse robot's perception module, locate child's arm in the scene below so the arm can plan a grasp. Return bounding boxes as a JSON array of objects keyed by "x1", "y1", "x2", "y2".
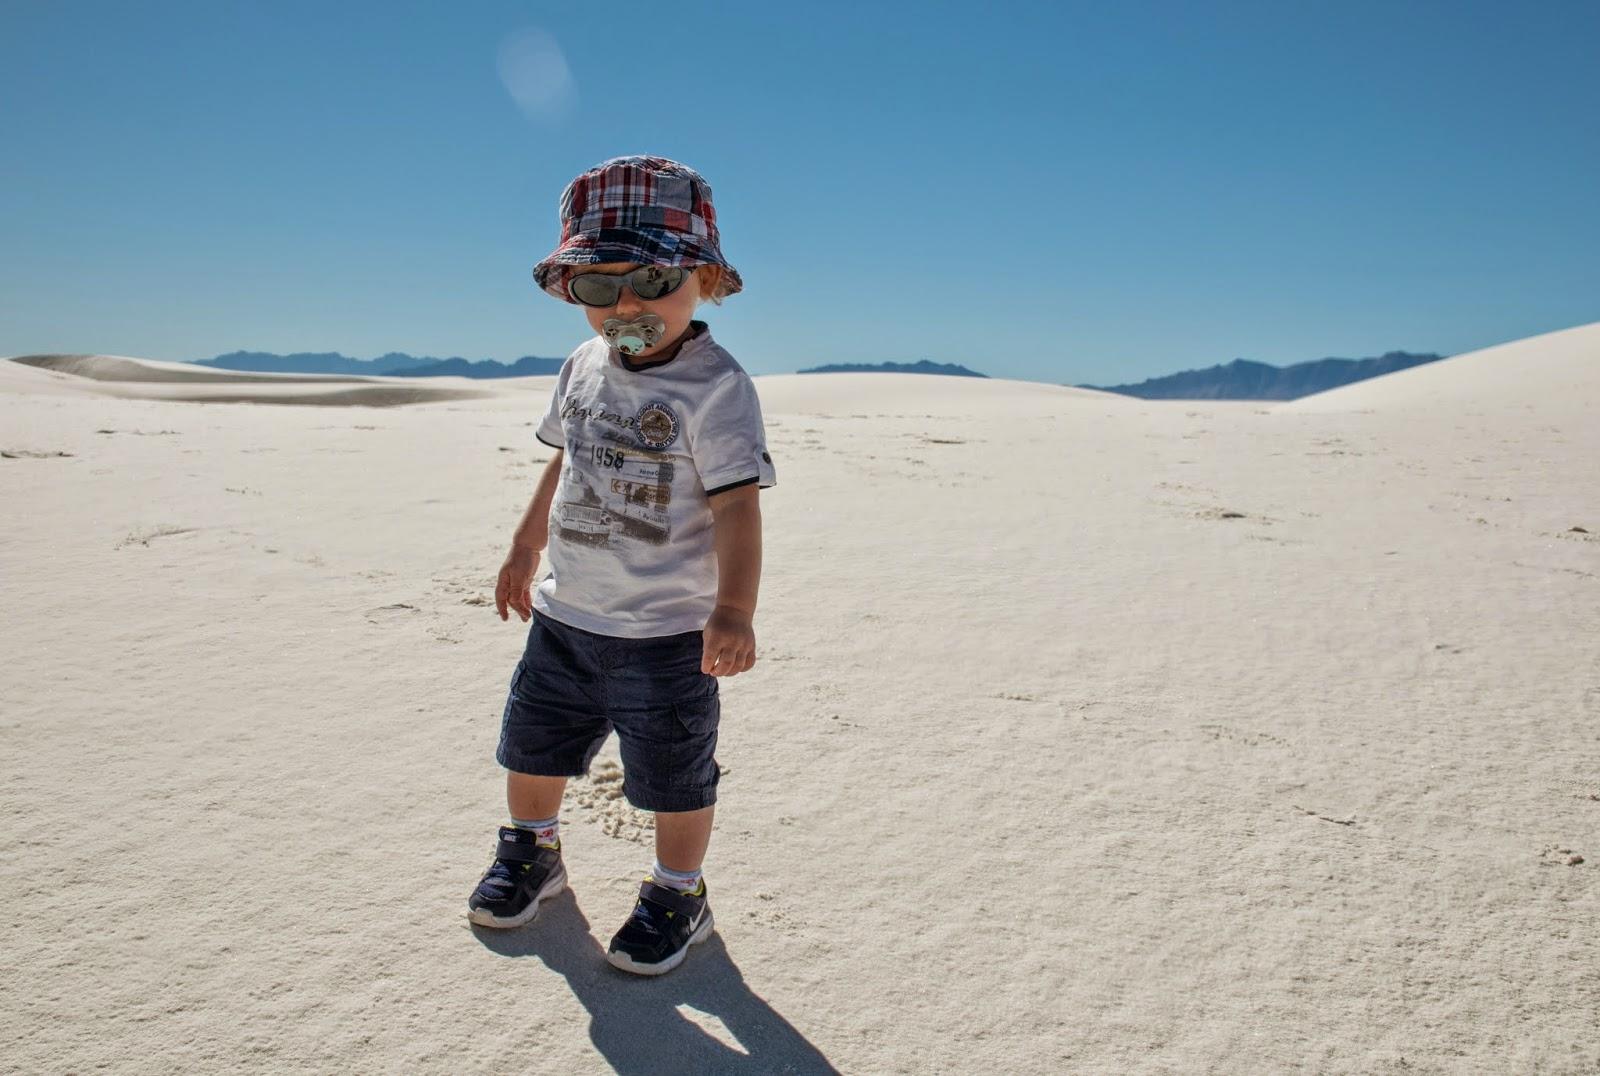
[
  {"x1": 496, "y1": 449, "x2": 564, "y2": 623},
  {"x1": 701, "y1": 483, "x2": 762, "y2": 676}
]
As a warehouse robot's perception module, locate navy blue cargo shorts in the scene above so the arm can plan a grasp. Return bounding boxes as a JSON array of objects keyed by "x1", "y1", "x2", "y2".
[{"x1": 497, "y1": 609, "x2": 721, "y2": 813}]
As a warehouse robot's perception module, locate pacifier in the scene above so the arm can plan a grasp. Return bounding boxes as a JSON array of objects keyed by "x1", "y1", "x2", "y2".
[{"x1": 602, "y1": 315, "x2": 667, "y2": 356}]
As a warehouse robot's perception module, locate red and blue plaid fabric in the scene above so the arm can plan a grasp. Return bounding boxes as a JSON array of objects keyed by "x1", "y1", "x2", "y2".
[{"x1": 532, "y1": 156, "x2": 743, "y2": 303}]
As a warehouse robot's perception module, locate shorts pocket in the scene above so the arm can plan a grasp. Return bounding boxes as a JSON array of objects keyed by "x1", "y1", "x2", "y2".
[
  {"x1": 672, "y1": 694, "x2": 720, "y2": 737},
  {"x1": 509, "y1": 660, "x2": 544, "y2": 703}
]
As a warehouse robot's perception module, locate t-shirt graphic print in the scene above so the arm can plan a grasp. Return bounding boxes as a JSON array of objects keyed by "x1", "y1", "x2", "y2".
[
  {"x1": 556, "y1": 432, "x2": 675, "y2": 548},
  {"x1": 531, "y1": 322, "x2": 776, "y2": 638}
]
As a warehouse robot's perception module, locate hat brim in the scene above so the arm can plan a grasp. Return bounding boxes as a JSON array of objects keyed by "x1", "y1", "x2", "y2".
[{"x1": 532, "y1": 227, "x2": 742, "y2": 303}]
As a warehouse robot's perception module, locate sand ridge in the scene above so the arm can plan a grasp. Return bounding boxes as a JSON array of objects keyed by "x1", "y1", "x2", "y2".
[
  {"x1": 1282, "y1": 320, "x2": 1600, "y2": 413},
  {"x1": 5, "y1": 353, "x2": 498, "y2": 408}
]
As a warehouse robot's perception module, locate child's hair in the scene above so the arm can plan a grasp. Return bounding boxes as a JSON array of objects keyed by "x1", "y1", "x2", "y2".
[{"x1": 696, "y1": 264, "x2": 734, "y2": 306}]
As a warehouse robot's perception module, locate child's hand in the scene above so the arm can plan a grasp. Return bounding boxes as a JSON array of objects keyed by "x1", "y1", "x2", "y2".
[
  {"x1": 702, "y1": 604, "x2": 756, "y2": 677},
  {"x1": 495, "y1": 546, "x2": 540, "y2": 623}
]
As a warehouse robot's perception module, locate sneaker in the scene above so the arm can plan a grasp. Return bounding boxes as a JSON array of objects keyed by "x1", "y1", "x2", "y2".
[
  {"x1": 466, "y1": 826, "x2": 567, "y2": 928},
  {"x1": 606, "y1": 878, "x2": 715, "y2": 976}
]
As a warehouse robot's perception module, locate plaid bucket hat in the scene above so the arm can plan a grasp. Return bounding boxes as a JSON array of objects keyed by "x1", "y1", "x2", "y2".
[{"x1": 531, "y1": 155, "x2": 743, "y2": 303}]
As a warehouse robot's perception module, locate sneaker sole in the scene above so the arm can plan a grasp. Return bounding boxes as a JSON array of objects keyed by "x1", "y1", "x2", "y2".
[
  {"x1": 466, "y1": 864, "x2": 567, "y2": 929},
  {"x1": 606, "y1": 907, "x2": 715, "y2": 976}
]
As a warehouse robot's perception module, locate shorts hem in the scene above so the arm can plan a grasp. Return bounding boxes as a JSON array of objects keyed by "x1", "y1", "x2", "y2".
[
  {"x1": 496, "y1": 750, "x2": 594, "y2": 778},
  {"x1": 623, "y1": 786, "x2": 719, "y2": 813}
]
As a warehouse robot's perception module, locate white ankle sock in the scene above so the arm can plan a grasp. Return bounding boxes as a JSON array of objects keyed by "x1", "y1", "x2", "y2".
[
  {"x1": 651, "y1": 861, "x2": 702, "y2": 893},
  {"x1": 511, "y1": 815, "x2": 560, "y2": 849}
]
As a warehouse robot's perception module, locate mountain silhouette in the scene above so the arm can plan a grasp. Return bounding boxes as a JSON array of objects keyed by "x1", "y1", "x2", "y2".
[
  {"x1": 195, "y1": 351, "x2": 563, "y2": 378},
  {"x1": 1081, "y1": 351, "x2": 1442, "y2": 400},
  {"x1": 797, "y1": 360, "x2": 987, "y2": 377}
]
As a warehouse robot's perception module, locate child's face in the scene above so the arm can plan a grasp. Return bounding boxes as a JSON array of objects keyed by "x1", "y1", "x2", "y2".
[{"x1": 571, "y1": 262, "x2": 701, "y2": 359}]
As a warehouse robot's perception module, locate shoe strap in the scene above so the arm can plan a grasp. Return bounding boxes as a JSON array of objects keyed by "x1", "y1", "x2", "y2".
[
  {"x1": 496, "y1": 837, "x2": 552, "y2": 864},
  {"x1": 639, "y1": 880, "x2": 702, "y2": 917}
]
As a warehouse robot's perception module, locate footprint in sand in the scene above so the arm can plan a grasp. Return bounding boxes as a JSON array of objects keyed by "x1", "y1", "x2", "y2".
[
  {"x1": 567, "y1": 760, "x2": 656, "y2": 846},
  {"x1": 1538, "y1": 844, "x2": 1585, "y2": 867},
  {"x1": 2, "y1": 449, "x2": 74, "y2": 459},
  {"x1": 365, "y1": 602, "x2": 420, "y2": 624},
  {"x1": 1201, "y1": 722, "x2": 1290, "y2": 749},
  {"x1": 116, "y1": 526, "x2": 199, "y2": 549},
  {"x1": 742, "y1": 890, "x2": 793, "y2": 927}
]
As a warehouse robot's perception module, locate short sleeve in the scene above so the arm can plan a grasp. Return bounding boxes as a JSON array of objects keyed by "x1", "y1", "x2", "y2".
[
  {"x1": 535, "y1": 358, "x2": 572, "y2": 450},
  {"x1": 688, "y1": 373, "x2": 777, "y2": 496}
]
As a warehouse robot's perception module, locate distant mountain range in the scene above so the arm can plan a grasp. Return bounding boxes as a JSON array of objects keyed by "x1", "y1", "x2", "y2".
[
  {"x1": 797, "y1": 360, "x2": 987, "y2": 377},
  {"x1": 1081, "y1": 351, "x2": 1443, "y2": 400},
  {"x1": 197, "y1": 352, "x2": 992, "y2": 379},
  {"x1": 190, "y1": 348, "x2": 1441, "y2": 397},
  {"x1": 194, "y1": 350, "x2": 563, "y2": 378},
  {"x1": 389, "y1": 356, "x2": 566, "y2": 378}
]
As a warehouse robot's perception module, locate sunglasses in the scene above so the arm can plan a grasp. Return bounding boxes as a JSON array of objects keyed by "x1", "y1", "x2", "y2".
[{"x1": 566, "y1": 266, "x2": 689, "y2": 307}]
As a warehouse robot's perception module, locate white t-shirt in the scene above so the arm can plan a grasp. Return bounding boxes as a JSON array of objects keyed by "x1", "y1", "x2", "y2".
[{"x1": 531, "y1": 321, "x2": 777, "y2": 637}]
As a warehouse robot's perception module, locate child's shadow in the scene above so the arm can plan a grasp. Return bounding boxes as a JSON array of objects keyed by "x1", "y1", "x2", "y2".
[{"x1": 472, "y1": 891, "x2": 839, "y2": 1075}]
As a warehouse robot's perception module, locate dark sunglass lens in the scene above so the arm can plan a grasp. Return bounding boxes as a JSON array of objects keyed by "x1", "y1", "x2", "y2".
[
  {"x1": 569, "y1": 273, "x2": 622, "y2": 306},
  {"x1": 630, "y1": 266, "x2": 686, "y2": 300}
]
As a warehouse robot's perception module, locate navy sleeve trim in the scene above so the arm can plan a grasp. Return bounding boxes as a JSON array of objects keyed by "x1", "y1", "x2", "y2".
[
  {"x1": 705, "y1": 474, "x2": 760, "y2": 497},
  {"x1": 535, "y1": 432, "x2": 564, "y2": 450}
]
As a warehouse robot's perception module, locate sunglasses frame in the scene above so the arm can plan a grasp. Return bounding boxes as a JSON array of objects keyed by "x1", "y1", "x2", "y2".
[{"x1": 565, "y1": 265, "x2": 690, "y2": 308}]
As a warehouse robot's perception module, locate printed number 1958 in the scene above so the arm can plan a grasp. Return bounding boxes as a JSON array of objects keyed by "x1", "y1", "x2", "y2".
[{"x1": 589, "y1": 443, "x2": 626, "y2": 470}]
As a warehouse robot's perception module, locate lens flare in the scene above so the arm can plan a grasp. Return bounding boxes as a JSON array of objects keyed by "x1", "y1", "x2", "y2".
[{"x1": 496, "y1": 28, "x2": 575, "y2": 121}]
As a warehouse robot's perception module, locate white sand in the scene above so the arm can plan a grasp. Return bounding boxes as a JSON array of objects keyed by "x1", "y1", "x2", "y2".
[{"x1": 2, "y1": 328, "x2": 1596, "y2": 1073}]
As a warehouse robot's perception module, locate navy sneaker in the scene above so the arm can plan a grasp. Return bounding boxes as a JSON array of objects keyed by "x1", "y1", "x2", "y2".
[
  {"x1": 606, "y1": 878, "x2": 714, "y2": 976},
  {"x1": 466, "y1": 826, "x2": 567, "y2": 928}
]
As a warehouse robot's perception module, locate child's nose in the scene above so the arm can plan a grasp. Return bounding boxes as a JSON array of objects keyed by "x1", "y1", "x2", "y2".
[{"x1": 615, "y1": 288, "x2": 646, "y2": 316}]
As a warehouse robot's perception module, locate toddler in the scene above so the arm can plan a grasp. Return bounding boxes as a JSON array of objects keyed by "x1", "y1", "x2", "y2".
[{"x1": 466, "y1": 156, "x2": 775, "y2": 977}]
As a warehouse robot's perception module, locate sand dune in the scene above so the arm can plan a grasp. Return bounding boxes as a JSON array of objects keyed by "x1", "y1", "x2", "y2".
[
  {"x1": 10, "y1": 353, "x2": 389, "y2": 383},
  {"x1": 0, "y1": 354, "x2": 103, "y2": 398},
  {"x1": 2, "y1": 324, "x2": 1597, "y2": 1073},
  {"x1": 1283, "y1": 320, "x2": 1600, "y2": 413},
  {"x1": 5, "y1": 354, "x2": 496, "y2": 408}
]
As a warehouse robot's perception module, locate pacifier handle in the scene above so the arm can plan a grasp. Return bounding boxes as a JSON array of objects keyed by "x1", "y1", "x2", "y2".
[{"x1": 602, "y1": 315, "x2": 667, "y2": 356}]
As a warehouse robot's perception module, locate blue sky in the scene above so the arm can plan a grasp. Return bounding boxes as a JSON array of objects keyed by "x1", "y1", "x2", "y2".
[{"x1": 2, "y1": 1, "x2": 1596, "y2": 383}]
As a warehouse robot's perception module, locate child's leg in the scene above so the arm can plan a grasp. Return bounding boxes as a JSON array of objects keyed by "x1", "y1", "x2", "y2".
[
  {"x1": 654, "y1": 805, "x2": 714, "y2": 874},
  {"x1": 468, "y1": 773, "x2": 570, "y2": 928},
  {"x1": 608, "y1": 804, "x2": 717, "y2": 972},
  {"x1": 507, "y1": 772, "x2": 566, "y2": 821}
]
